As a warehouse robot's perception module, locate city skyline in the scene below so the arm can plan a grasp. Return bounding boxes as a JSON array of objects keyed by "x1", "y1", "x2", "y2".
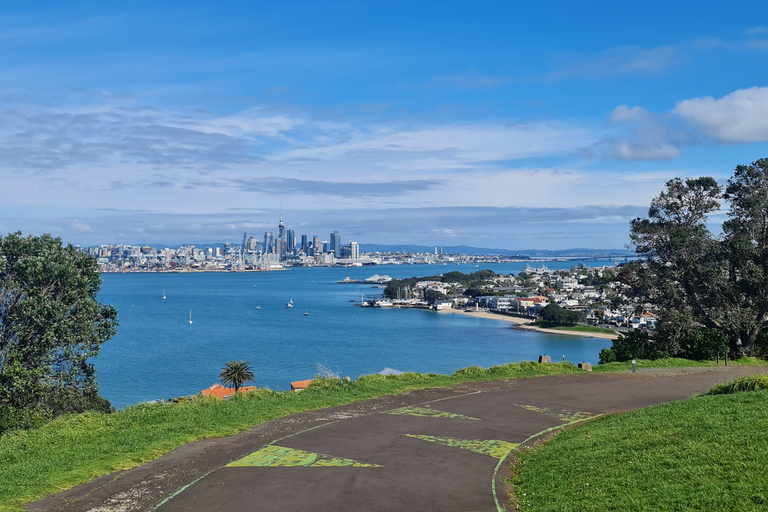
[{"x1": 1, "y1": 1, "x2": 767, "y2": 249}]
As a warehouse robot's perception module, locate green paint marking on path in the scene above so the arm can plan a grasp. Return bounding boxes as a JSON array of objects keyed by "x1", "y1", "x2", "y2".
[
  {"x1": 405, "y1": 434, "x2": 518, "y2": 459},
  {"x1": 226, "y1": 445, "x2": 381, "y2": 468},
  {"x1": 386, "y1": 406, "x2": 480, "y2": 420},
  {"x1": 514, "y1": 403, "x2": 593, "y2": 422}
]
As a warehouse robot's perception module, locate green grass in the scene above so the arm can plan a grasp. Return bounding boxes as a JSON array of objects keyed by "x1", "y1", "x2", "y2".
[
  {"x1": 533, "y1": 322, "x2": 617, "y2": 335},
  {"x1": 707, "y1": 374, "x2": 768, "y2": 394},
  {"x1": 593, "y1": 356, "x2": 767, "y2": 373},
  {"x1": 510, "y1": 387, "x2": 768, "y2": 511},
  {"x1": 0, "y1": 361, "x2": 580, "y2": 512}
]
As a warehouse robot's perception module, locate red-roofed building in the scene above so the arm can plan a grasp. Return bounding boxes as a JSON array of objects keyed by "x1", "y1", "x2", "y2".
[
  {"x1": 290, "y1": 379, "x2": 313, "y2": 391},
  {"x1": 201, "y1": 383, "x2": 255, "y2": 399}
]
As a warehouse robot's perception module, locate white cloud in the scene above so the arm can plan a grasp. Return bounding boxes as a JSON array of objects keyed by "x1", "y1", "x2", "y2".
[
  {"x1": 746, "y1": 26, "x2": 768, "y2": 36},
  {"x1": 673, "y1": 86, "x2": 768, "y2": 142}
]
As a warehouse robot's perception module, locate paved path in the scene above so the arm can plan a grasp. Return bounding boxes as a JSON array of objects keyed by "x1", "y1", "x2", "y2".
[{"x1": 29, "y1": 366, "x2": 760, "y2": 512}]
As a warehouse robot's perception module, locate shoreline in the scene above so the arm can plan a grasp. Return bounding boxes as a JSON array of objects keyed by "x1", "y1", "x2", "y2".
[{"x1": 438, "y1": 308, "x2": 619, "y2": 339}]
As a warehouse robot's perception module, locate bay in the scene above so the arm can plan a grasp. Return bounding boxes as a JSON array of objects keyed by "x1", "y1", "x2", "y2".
[{"x1": 95, "y1": 261, "x2": 615, "y2": 409}]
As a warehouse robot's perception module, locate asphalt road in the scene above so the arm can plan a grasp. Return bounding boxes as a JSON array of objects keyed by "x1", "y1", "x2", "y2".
[{"x1": 29, "y1": 366, "x2": 760, "y2": 512}]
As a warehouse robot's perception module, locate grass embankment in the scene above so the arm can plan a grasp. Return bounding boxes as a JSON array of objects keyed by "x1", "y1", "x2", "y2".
[
  {"x1": 510, "y1": 377, "x2": 768, "y2": 511},
  {"x1": 0, "y1": 361, "x2": 580, "y2": 512},
  {"x1": 532, "y1": 321, "x2": 617, "y2": 335}
]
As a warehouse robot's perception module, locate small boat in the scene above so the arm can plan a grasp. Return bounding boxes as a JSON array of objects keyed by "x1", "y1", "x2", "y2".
[
  {"x1": 304, "y1": 311, "x2": 309, "y2": 316},
  {"x1": 286, "y1": 302, "x2": 293, "y2": 308},
  {"x1": 163, "y1": 289, "x2": 166, "y2": 300},
  {"x1": 255, "y1": 304, "x2": 261, "y2": 310},
  {"x1": 189, "y1": 310, "x2": 193, "y2": 324}
]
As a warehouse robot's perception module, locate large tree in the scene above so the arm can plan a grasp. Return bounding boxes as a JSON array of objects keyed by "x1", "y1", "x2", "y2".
[
  {"x1": 0, "y1": 232, "x2": 118, "y2": 430},
  {"x1": 623, "y1": 159, "x2": 768, "y2": 357}
]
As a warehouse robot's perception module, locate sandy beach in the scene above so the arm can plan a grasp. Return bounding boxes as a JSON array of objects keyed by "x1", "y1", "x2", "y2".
[{"x1": 437, "y1": 308, "x2": 619, "y2": 339}]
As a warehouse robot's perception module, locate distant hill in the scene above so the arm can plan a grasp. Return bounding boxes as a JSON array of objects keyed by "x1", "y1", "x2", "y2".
[{"x1": 359, "y1": 244, "x2": 635, "y2": 258}]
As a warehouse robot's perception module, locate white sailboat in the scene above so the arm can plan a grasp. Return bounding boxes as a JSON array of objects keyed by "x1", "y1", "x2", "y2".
[
  {"x1": 286, "y1": 298, "x2": 294, "y2": 308},
  {"x1": 189, "y1": 310, "x2": 193, "y2": 324},
  {"x1": 255, "y1": 304, "x2": 261, "y2": 310}
]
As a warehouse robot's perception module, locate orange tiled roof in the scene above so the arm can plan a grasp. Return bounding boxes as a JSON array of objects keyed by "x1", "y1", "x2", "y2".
[
  {"x1": 201, "y1": 383, "x2": 255, "y2": 399},
  {"x1": 290, "y1": 379, "x2": 313, "y2": 391}
]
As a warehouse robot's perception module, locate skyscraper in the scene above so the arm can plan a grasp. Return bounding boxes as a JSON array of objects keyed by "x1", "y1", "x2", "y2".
[
  {"x1": 313, "y1": 235, "x2": 322, "y2": 255},
  {"x1": 330, "y1": 230, "x2": 341, "y2": 258},
  {"x1": 264, "y1": 232, "x2": 273, "y2": 253},
  {"x1": 350, "y1": 241, "x2": 359, "y2": 260},
  {"x1": 287, "y1": 229, "x2": 295, "y2": 254},
  {"x1": 300, "y1": 234, "x2": 308, "y2": 253}
]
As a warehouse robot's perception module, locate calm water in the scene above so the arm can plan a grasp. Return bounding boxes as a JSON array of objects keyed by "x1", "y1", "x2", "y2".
[{"x1": 95, "y1": 261, "x2": 614, "y2": 409}]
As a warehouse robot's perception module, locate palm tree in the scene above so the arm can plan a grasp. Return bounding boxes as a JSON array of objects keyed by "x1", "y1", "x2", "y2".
[{"x1": 219, "y1": 360, "x2": 255, "y2": 395}]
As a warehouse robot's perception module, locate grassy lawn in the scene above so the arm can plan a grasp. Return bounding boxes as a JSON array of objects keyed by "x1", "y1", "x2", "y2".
[
  {"x1": 533, "y1": 321, "x2": 618, "y2": 335},
  {"x1": 0, "y1": 361, "x2": 580, "y2": 512},
  {"x1": 510, "y1": 385, "x2": 768, "y2": 511}
]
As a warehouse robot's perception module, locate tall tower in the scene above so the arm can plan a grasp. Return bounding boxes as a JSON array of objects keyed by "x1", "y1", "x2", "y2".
[
  {"x1": 287, "y1": 229, "x2": 295, "y2": 253},
  {"x1": 277, "y1": 215, "x2": 285, "y2": 241},
  {"x1": 264, "y1": 232, "x2": 273, "y2": 253},
  {"x1": 350, "y1": 241, "x2": 359, "y2": 260},
  {"x1": 301, "y1": 234, "x2": 308, "y2": 253},
  {"x1": 330, "y1": 230, "x2": 341, "y2": 258}
]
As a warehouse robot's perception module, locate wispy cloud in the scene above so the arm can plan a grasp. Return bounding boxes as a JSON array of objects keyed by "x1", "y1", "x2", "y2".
[{"x1": 543, "y1": 45, "x2": 682, "y2": 80}]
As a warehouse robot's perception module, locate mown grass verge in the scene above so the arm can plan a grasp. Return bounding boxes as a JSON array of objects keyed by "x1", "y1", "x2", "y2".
[
  {"x1": 510, "y1": 382, "x2": 768, "y2": 511},
  {"x1": 592, "y1": 356, "x2": 766, "y2": 373},
  {"x1": 532, "y1": 322, "x2": 618, "y2": 335},
  {"x1": 0, "y1": 361, "x2": 580, "y2": 512}
]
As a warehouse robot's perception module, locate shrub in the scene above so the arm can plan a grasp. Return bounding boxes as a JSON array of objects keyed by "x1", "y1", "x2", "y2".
[{"x1": 707, "y1": 375, "x2": 768, "y2": 395}]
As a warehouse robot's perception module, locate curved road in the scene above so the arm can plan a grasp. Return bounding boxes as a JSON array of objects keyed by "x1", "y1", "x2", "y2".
[{"x1": 30, "y1": 366, "x2": 759, "y2": 512}]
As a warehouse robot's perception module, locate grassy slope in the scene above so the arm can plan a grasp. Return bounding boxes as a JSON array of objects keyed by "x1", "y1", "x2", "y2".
[
  {"x1": 0, "y1": 362, "x2": 578, "y2": 512},
  {"x1": 511, "y1": 388, "x2": 768, "y2": 511}
]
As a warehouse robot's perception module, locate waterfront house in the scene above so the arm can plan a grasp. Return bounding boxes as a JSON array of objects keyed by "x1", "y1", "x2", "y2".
[{"x1": 201, "y1": 383, "x2": 256, "y2": 399}]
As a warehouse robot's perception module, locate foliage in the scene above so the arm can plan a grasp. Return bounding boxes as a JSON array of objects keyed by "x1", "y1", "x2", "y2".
[
  {"x1": 423, "y1": 289, "x2": 447, "y2": 304},
  {"x1": 708, "y1": 375, "x2": 768, "y2": 395},
  {"x1": 622, "y1": 159, "x2": 768, "y2": 357},
  {"x1": 598, "y1": 330, "x2": 668, "y2": 363},
  {"x1": 537, "y1": 304, "x2": 585, "y2": 325},
  {"x1": 510, "y1": 390, "x2": 768, "y2": 511},
  {"x1": 0, "y1": 232, "x2": 118, "y2": 433},
  {"x1": 383, "y1": 270, "x2": 499, "y2": 299},
  {"x1": 219, "y1": 361, "x2": 255, "y2": 394}
]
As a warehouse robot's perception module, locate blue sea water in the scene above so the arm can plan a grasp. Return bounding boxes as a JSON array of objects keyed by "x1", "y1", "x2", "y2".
[{"x1": 95, "y1": 261, "x2": 614, "y2": 409}]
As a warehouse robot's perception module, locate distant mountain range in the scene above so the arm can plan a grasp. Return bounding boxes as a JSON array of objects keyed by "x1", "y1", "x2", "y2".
[{"x1": 359, "y1": 244, "x2": 636, "y2": 258}]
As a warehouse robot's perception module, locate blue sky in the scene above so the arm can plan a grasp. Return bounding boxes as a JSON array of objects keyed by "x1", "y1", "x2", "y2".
[{"x1": 1, "y1": 0, "x2": 767, "y2": 249}]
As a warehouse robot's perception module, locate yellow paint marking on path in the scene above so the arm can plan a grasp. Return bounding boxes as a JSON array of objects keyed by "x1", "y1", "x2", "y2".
[
  {"x1": 386, "y1": 406, "x2": 480, "y2": 420},
  {"x1": 514, "y1": 403, "x2": 594, "y2": 422},
  {"x1": 226, "y1": 445, "x2": 381, "y2": 468},
  {"x1": 405, "y1": 434, "x2": 518, "y2": 459}
]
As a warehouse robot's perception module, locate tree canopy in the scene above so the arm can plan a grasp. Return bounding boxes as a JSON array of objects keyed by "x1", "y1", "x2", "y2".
[
  {"x1": 219, "y1": 360, "x2": 255, "y2": 394},
  {"x1": 0, "y1": 232, "x2": 118, "y2": 431},
  {"x1": 621, "y1": 159, "x2": 768, "y2": 357}
]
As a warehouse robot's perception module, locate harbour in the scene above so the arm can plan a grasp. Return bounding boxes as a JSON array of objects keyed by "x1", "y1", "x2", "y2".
[{"x1": 94, "y1": 262, "x2": 613, "y2": 409}]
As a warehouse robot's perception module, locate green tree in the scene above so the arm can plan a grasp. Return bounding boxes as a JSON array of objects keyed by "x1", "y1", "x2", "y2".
[
  {"x1": 219, "y1": 360, "x2": 255, "y2": 394},
  {"x1": 0, "y1": 232, "x2": 118, "y2": 431},
  {"x1": 623, "y1": 159, "x2": 768, "y2": 357},
  {"x1": 538, "y1": 304, "x2": 585, "y2": 325}
]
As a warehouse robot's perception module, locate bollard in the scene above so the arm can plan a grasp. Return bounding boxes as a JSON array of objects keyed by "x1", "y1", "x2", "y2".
[
  {"x1": 631, "y1": 360, "x2": 636, "y2": 373},
  {"x1": 725, "y1": 353, "x2": 728, "y2": 366},
  {"x1": 562, "y1": 355, "x2": 565, "y2": 362},
  {"x1": 538, "y1": 355, "x2": 551, "y2": 363},
  {"x1": 578, "y1": 362, "x2": 592, "y2": 372}
]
